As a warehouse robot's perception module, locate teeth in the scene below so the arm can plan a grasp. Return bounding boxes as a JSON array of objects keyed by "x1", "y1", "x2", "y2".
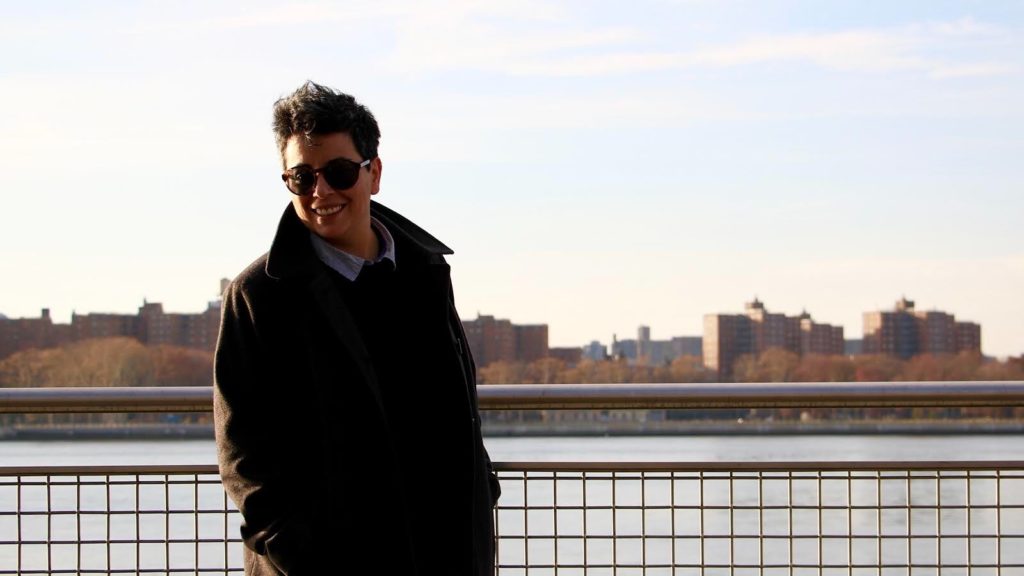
[{"x1": 313, "y1": 205, "x2": 343, "y2": 216}]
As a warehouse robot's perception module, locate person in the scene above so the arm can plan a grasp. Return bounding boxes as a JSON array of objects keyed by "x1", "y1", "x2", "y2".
[{"x1": 213, "y1": 80, "x2": 500, "y2": 575}]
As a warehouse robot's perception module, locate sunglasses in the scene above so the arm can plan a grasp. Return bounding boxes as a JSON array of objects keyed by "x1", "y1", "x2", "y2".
[{"x1": 282, "y1": 157, "x2": 372, "y2": 196}]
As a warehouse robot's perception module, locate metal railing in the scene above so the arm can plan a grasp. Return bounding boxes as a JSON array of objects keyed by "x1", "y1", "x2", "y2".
[
  {"x1": 5, "y1": 382, "x2": 1024, "y2": 413},
  {"x1": 1, "y1": 382, "x2": 1023, "y2": 574},
  {"x1": 494, "y1": 463, "x2": 1024, "y2": 574},
  {"x1": 2, "y1": 466, "x2": 237, "y2": 575}
]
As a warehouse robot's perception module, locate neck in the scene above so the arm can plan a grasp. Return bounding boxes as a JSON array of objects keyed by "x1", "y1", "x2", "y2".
[{"x1": 331, "y1": 225, "x2": 379, "y2": 260}]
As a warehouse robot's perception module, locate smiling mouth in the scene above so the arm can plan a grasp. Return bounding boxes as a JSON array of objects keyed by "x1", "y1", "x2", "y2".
[{"x1": 312, "y1": 204, "x2": 343, "y2": 217}]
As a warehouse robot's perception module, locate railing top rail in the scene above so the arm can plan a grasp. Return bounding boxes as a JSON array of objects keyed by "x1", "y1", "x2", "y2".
[
  {"x1": 481, "y1": 381, "x2": 1024, "y2": 409},
  {"x1": 3, "y1": 461, "x2": 1024, "y2": 477},
  {"x1": 2, "y1": 381, "x2": 1024, "y2": 414},
  {"x1": 0, "y1": 386, "x2": 211, "y2": 414},
  {"x1": 492, "y1": 460, "x2": 1024, "y2": 472},
  {"x1": 0, "y1": 464, "x2": 221, "y2": 476}
]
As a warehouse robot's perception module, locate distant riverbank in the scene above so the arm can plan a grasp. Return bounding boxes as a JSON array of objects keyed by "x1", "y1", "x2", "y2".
[
  {"x1": 0, "y1": 424, "x2": 215, "y2": 440},
  {"x1": 2, "y1": 418, "x2": 1022, "y2": 440},
  {"x1": 483, "y1": 418, "x2": 1024, "y2": 436}
]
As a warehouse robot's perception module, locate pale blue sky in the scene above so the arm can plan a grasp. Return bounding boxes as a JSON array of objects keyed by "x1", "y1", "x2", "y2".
[{"x1": 1, "y1": 1, "x2": 1021, "y2": 356}]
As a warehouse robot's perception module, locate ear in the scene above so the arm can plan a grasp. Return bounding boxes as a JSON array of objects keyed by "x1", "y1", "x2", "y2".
[{"x1": 370, "y1": 157, "x2": 382, "y2": 195}]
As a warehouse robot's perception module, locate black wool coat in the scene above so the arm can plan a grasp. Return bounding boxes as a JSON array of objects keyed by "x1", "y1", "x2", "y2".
[{"x1": 214, "y1": 202, "x2": 499, "y2": 575}]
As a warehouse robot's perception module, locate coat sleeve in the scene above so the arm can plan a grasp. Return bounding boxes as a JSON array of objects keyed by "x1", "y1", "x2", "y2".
[
  {"x1": 213, "y1": 279, "x2": 317, "y2": 574},
  {"x1": 448, "y1": 283, "x2": 501, "y2": 506}
]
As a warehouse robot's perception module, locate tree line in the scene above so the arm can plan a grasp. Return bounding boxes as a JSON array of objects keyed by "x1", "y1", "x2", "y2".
[
  {"x1": 0, "y1": 337, "x2": 213, "y2": 428},
  {"x1": 478, "y1": 349, "x2": 1024, "y2": 384},
  {"x1": 2, "y1": 338, "x2": 1022, "y2": 427},
  {"x1": 0, "y1": 337, "x2": 213, "y2": 388},
  {"x1": 3, "y1": 338, "x2": 1020, "y2": 388}
]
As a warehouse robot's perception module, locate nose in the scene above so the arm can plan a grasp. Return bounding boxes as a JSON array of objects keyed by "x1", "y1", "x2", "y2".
[{"x1": 311, "y1": 173, "x2": 335, "y2": 197}]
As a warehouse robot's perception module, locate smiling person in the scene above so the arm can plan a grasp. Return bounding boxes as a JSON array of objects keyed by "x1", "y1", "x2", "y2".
[{"x1": 213, "y1": 81, "x2": 500, "y2": 575}]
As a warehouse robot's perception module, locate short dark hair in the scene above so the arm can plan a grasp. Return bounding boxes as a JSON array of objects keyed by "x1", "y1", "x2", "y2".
[{"x1": 272, "y1": 81, "x2": 380, "y2": 162}]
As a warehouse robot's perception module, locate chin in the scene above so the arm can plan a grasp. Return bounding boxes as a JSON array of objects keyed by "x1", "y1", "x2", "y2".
[{"x1": 321, "y1": 226, "x2": 352, "y2": 245}]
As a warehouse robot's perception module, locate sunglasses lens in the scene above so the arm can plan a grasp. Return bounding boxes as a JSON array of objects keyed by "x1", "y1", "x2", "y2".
[
  {"x1": 286, "y1": 170, "x2": 316, "y2": 195},
  {"x1": 322, "y1": 159, "x2": 360, "y2": 191}
]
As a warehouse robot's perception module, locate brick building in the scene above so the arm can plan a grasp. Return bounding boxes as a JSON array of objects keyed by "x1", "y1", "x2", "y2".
[
  {"x1": 0, "y1": 309, "x2": 73, "y2": 359},
  {"x1": 138, "y1": 302, "x2": 221, "y2": 351},
  {"x1": 461, "y1": 314, "x2": 549, "y2": 368},
  {"x1": 548, "y1": 347, "x2": 583, "y2": 365},
  {"x1": 703, "y1": 299, "x2": 844, "y2": 379},
  {"x1": 0, "y1": 282, "x2": 225, "y2": 359},
  {"x1": 862, "y1": 297, "x2": 981, "y2": 359}
]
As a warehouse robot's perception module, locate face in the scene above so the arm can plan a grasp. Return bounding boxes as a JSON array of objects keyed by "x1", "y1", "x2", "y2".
[{"x1": 282, "y1": 132, "x2": 381, "y2": 258}]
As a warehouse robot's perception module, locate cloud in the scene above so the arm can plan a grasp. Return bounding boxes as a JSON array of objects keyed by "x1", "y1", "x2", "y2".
[
  {"x1": 524, "y1": 26, "x2": 1012, "y2": 78},
  {"x1": 128, "y1": 0, "x2": 567, "y2": 33},
  {"x1": 50, "y1": 4, "x2": 1011, "y2": 82},
  {"x1": 377, "y1": 12, "x2": 1015, "y2": 80}
]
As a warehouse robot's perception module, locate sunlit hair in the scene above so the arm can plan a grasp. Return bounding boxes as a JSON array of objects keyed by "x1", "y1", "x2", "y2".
[{"x1": 272, "y1": 80, "x2": 380, "y2": 163}]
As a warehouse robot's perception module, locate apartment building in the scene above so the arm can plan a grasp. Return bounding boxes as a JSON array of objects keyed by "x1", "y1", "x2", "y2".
[
  {"x1": 703, "y1": 299, "x2": 844, "y2": 380},
  {"x1": 862, "y1": 297, "x2": 982, "y2": 359},
  {"x1": 0, "y1": 284, "x2": 225, "y2": 359},
  {"x1": 461, "y1": 314, "x2": 549, "y2": 368}
]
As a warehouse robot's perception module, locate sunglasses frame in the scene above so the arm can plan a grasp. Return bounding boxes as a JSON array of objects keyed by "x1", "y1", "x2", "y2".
[{"x1": 282, "y1": 157, "x2": 372, "y2": 196}]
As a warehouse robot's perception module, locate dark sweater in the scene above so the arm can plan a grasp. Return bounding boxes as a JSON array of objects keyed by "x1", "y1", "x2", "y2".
[{"x1": 334, "y1": 261, "x2": 474, "y2": 573}]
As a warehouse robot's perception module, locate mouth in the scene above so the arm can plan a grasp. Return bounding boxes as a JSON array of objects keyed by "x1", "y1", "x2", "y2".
[{"x1": 312, "y1": 204, "x2": 344, "y2": 217}]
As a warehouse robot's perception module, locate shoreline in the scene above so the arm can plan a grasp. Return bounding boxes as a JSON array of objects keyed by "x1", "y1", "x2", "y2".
[
  {"x1": 482, "y1": 419, "x2": 1024, "y2": 436},
  {"x1": 2, "y1": 419, "x2": 1022, "y2": 440}
]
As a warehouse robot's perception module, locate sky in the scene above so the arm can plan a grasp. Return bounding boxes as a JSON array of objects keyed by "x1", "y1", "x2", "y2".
[{"x1": 1, "y1": 1, "x2": 1022, "y2": 357}]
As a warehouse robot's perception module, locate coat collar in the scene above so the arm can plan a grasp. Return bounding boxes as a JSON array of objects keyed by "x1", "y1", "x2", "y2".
[
  {"x1": 261, "y1": 201, "x2": 455, "y2": 424},
  {"x1": 265, "y1": 201, "x2": 453, "y2": 280}
]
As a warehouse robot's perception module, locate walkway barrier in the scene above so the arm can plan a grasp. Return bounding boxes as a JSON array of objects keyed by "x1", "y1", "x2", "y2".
[{"x1": 1, "y1": 382, "x2": 1022, "y2": 574}]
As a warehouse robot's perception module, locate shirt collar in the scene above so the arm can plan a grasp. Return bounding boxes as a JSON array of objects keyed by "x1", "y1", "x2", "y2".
[{"x1": 310, "y1": 217, "x2": 396, "y2": 281}]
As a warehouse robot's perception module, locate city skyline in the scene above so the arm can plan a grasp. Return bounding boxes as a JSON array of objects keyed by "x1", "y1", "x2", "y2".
[
  {"x1": 2, "y1": 291, "x2": 1005, "y2": 358},
  {"x1": 2, "y1": 2, "x2": 1021, "y2": 357}
]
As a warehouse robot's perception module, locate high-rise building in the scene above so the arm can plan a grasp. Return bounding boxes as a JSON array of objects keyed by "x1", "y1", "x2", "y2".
[
  {"x1": 703, "y1": 313, "x2": 753, "y2": 378},
  {"x1": 704, "y1": 299, "x2": 843, "y2": 379},
  {"x1": 637, "y1": 325, "x2": 652, "y2": 359},
  {"x1": 799, "y1": 313, "x2": 844, "y2": 356},
  {"x1": 461, "y1": 314, "x2": 549, "y2": 368},
  {"x1": 955, "y1": 322, "x2": 981, "y2": 353},
  {"x1": 862, "y1": 297, "x2": 981, "y2": 358},
  {"x1": 515, "y1": 324, "x2": 549, "y2": 363}
]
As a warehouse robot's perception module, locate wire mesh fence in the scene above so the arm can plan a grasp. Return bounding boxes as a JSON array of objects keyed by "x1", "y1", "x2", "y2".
[
  {"x1": 493, "y1": 463, "x2": 1024, "y2": 575},
  {"x1": 0, "y1": 466, "x2": 241, "y2": 575},
  {"x1": 2, "y1": 462, "x2": 1023, "y2": 575}
]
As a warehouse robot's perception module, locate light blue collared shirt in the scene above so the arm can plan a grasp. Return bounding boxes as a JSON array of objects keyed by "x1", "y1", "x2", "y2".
[{"x1": 310, "y1": 217, "x2": 396, "y2": 281}]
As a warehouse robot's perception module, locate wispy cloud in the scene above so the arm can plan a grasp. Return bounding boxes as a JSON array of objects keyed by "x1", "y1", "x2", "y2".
[
  {"x1": 126, "y1": 0, "x2": 567, "y2": 33},
  {"x1": 380, "y1": 12, "x2": 1015, "y2": 79},
  {"x1": 99, "y1": 3, "x2": 1017, "y2": 81}
]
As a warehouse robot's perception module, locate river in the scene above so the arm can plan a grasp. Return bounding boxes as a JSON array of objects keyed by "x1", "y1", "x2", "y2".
[{"x1": 3, "y1": 433, "x2": 1023, "y2": 465}]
